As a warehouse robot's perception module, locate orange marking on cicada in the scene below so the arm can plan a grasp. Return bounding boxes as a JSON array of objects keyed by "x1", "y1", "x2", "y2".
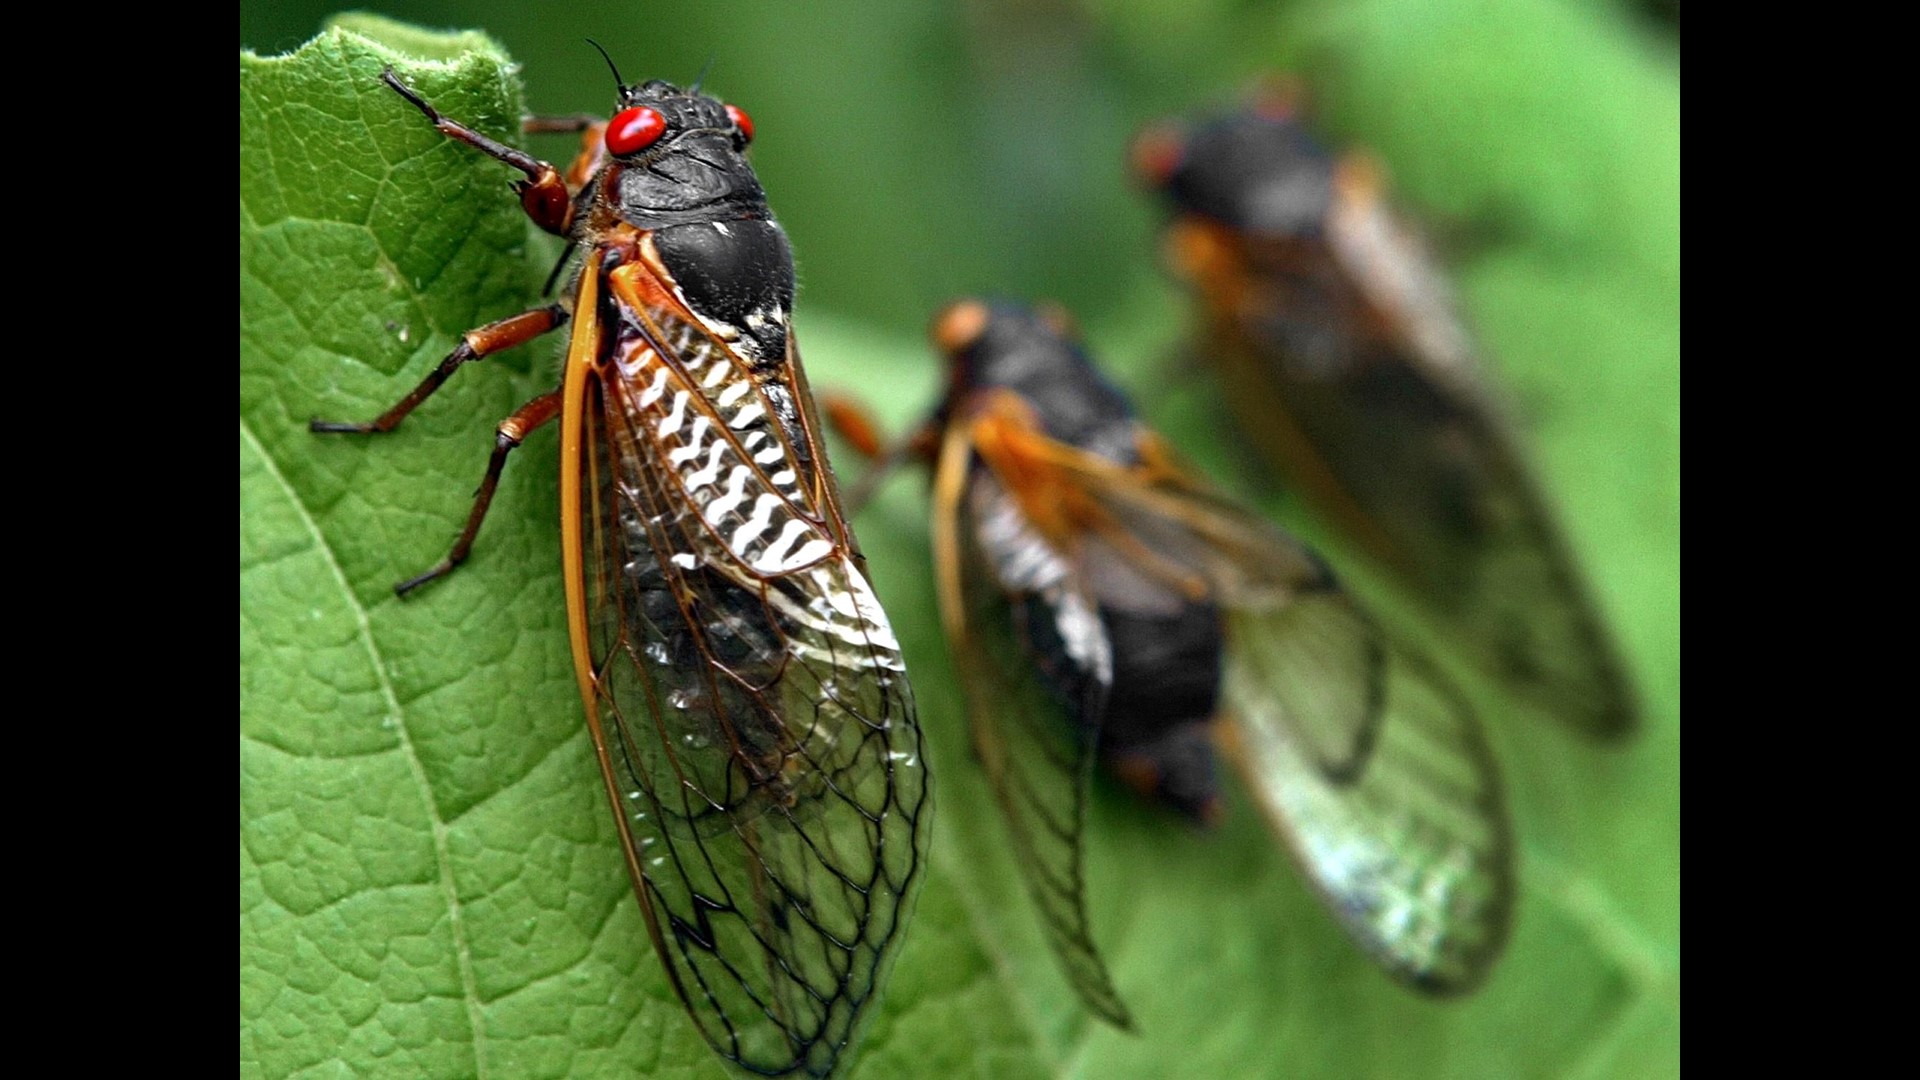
[
  {"x1": 608, "y1": 258, "x2": 684, "y2": 317},
  {"x1": 560, "y1": 252, "x2": 605, "y2": 711},
  {"x1": 965, "y1": 393, "x2": 1087, "y2": 541},
  {"x1": 968, "y1": 392, "x2": 1210, "y2": 602},
  {"x1": 568, "y1": 122, "x2": 609, "y2": 188},
  {"x1": 1171, "y1": 216, "x2": 1323, "y2": 302},
  {"x1": 1167, "y1": 218, "x2": 1415, "y2": 576},
  {"x1": 1164, "y1": 218, "x2": 1249, "y2": 311}
]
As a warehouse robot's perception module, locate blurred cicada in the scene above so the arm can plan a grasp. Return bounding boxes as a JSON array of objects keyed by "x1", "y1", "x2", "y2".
[
  {"x1": 1133, "y1": 85, "x2": 1637, "y2": 737},
  {"x1": 311, "y1": 59, "x2": 929, "y2": 1078},
  {"x1": 834, "y1": 300, "x2": 1510, "y2": 1027}
]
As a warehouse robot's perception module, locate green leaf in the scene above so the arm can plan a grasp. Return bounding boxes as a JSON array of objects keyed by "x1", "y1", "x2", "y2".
[{"x1": 242, "y1": 9, "x2": 1676, "y2": 1079}]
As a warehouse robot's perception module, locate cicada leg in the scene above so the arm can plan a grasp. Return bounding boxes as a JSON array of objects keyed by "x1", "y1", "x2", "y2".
[
  {"x1": 381, "y1": 68, "x2": 574, "y2": 236},
  {"x1": 311, "y1": 305, "x2": 567, "y2": 435},
  {"x1": 313, "y1": 74, "x2": 588, "y2": 597},
  {"x1": 311, "y1": 302, "x2": 569, "y2": 595},
  {"x1": 515, "y1": 114, "x2": 610, "y2": 295},
  {"x1": 521, "y1": 114, "x2": 602, "y2": 133},
  {"x1": 819, "y1": 394, "x2": 939, "y2": 515},
  {"x1": 391, "y1": 391, "x2": 564, "y2": 596}
]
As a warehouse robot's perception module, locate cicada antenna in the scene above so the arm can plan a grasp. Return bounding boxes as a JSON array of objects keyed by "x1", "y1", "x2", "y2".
[{"x1": 586, "y1": 38, "x2": 626, "y2": 91}]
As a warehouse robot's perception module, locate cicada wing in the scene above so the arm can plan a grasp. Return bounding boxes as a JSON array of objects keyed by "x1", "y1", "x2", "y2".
[
  {"x1": 1205, "y1": 162, "x2": 1637, "y2": 738},
  {"x1": 931, "y1": 421, "x2": 1134, "y2": 1029},
  {"x1": 1421, "y1": 453, "x2": 1637, "y2": 740},
  {"x1": 1007, "y1": 429, "x2": 1385, "y2": 780},
  {"x1": 1046, "y1": 439, "x2": 1513, "y2": 990},
  {"x1": 1223, "y1": 623, "x2": 1512, "y2": 992},
  {"x1": 570, "y1": 290, "x2": 927, "y2": 1077}
]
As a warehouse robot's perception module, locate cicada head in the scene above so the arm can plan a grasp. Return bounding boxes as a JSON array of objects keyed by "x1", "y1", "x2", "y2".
[
  {"x1": 1132, "y1": 95, "x2": 1336, "y2": 238},
  {"x1": 592, "y1": 77, "x2": 767, "y2": 223},
  {"x1": 929, "y1": 299, "x2": 1142, "y2": 464}
]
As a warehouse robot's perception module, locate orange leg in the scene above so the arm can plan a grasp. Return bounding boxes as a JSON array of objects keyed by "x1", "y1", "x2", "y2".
[
  {"x1": 393, "y1": 392, "x2": 564, "y2": 596},
  {"x1": 521, "y1": 114, "x2": 601, "y2": 133},
  {"x1": 819, "y1": 393, "x2": 940, "y2": 514},
  {"x1": 311, "y1": 305, "x2": 566, "y2": 434}
]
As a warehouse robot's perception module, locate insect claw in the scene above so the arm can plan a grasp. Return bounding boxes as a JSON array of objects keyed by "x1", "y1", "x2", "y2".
[{"x1": 393, "y1": 559, "x2": 456, "y2": 597}]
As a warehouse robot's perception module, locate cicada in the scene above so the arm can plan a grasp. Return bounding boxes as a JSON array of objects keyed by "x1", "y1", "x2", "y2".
[
  {"x1": 311, "y1": 58, "x2": 929, "y2": 1078},
  {"x1": 1133, "y1": 85, "x2": 1637, "y2": 738},
  {"x1": 834, "y1": 299, "x2": 1511, "y2": 1027}
]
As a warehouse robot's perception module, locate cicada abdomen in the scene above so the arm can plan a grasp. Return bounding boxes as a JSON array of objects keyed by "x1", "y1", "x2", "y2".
[
  {"x1": 1134, "y1": 87, "x2": 1638, "y2": 739},
  {"x1": 313, "y1": 58, "x2": 928, "y2": 1078},
  {"x1": 861, "y1": 299, "x2": 1511, "y2": 1024}
]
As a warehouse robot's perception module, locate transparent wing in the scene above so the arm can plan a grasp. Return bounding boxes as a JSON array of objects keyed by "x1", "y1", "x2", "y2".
[
  {"x1": 1039, "y1": 433, "x2": 1514, "y2": 991},
  {"x1": 573, "y1": 292, "x2": 927, "y2": 1077},
  {"x1": 930, "y1": 422, "x2": 1134, "y2": 1029},
  {"x1": 1226, "y1": 628, "x2": 1511, "y2": 991}
]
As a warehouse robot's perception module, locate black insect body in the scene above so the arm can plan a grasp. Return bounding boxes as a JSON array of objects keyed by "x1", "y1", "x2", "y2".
[
  {"x1": 946, "y1": 308, "x2": 1230, "y2": 825},
  {"x1": 1136, "y1": 88, "x2": 1637, "y2": 738},
  {"x1": 312, "y1": 63, "x2": 928, "y2": 1078}
]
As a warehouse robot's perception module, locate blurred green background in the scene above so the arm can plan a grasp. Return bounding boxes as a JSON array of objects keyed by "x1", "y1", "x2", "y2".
[
  {"x1": 241, "y1": 3, "x2": 1676, "y2": 1078},
  {"x1": 240, "y1": 0, "x2": 1676, "y2": 340}
]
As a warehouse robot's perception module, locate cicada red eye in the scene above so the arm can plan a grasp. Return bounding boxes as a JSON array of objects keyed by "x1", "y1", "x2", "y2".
[
  {"x1": 1129, "y1": 123, "x2": 1185, "y2": 188},
  {"x1": 606, "y1": 105, "x2": 667, "y2": 155},
  {"x1": 726, "y1": 103, "x2": 754, "y2": 144}
]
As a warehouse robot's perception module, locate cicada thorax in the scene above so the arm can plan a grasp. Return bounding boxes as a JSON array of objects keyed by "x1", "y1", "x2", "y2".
[{"x1": 949, "y1": 304, "x2": 1227, "y2": 820}]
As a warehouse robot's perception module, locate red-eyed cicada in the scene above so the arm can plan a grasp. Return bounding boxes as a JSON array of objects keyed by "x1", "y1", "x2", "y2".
[
  {"x1": 833, "y1": 299, "x2": 1511, "y2": 1027},
  {"x1": 1133, "y1": 85, "x2": 1638, "y2": 738},
  {"x1": 311, "y1": 58, "x2": 929, "y2": 1078}
]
